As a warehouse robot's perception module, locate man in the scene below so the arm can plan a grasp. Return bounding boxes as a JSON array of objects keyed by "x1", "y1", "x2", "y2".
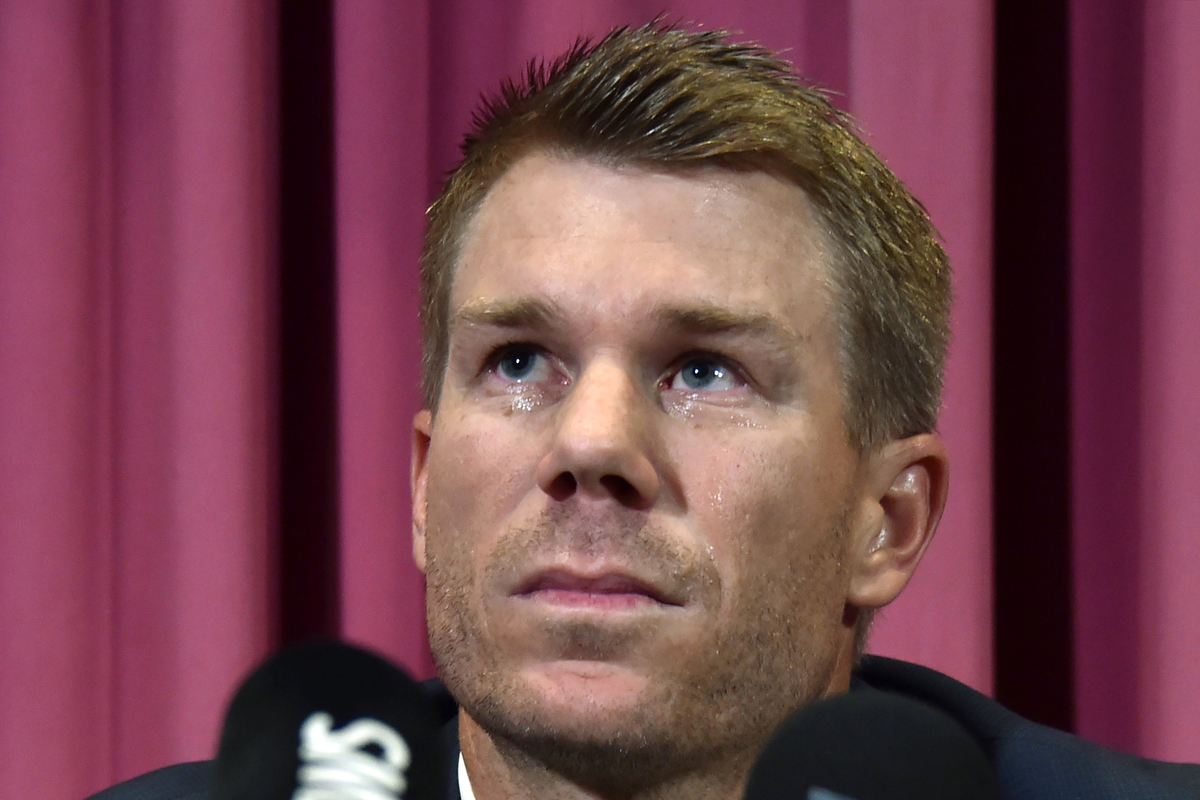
[
  {"x1": 91, "y1": 23, "x2": 1200, "y2": 800},
  {"x1": 410, "y1": 23, "x2": 950, "y2": 800}
]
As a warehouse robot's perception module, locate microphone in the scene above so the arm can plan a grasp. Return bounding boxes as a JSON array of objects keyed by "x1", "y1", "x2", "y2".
[
  {"x1": 209, "y1": 641, "x2": 450, "y2": 800},
  {"x1": 744, "y1": 690, "x2": 1003, "y2": 800}
]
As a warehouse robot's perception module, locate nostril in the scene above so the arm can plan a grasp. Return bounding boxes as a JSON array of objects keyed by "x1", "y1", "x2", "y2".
[
  {"x1": 545, "y1": 472, "x2": 577, "y2": 501},
  {"x1": 599, "y1": 474, "x2": 643, "y2": 508}
]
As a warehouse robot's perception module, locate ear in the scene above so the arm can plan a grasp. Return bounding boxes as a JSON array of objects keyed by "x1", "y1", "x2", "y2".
[
  {"x1": 846, "y1": 433, "x2": 949, "y2": 609},
  {"x1": 410, "y1": 409, "x2": 434, "y2": 574}
]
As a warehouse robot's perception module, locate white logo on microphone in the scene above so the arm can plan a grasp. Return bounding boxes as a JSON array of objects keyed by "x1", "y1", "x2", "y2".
[{"x1": 293, "y1": 712, "x2": 412, "y2": 800}]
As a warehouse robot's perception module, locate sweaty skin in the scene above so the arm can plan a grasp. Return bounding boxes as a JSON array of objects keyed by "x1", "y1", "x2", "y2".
[{"x1": 411, "y1": 154, "x2": 948, "y2": 800}]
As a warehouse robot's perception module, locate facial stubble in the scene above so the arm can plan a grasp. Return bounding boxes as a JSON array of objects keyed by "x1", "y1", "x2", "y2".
[{"x1": 424, "y1": 500, "x2": 853, "y2": 795}]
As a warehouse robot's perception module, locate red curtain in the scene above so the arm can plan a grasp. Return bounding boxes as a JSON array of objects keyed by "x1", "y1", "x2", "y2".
[
  {"x1": 1070, "y1": 0, "x2": 1200, "y2": 761},
  {"x1": 0, "y1": 3, "x2": 276, "y2": 798},
  {"x1": 1, "y1": 2, "x2": 1197, "y2": 798}
]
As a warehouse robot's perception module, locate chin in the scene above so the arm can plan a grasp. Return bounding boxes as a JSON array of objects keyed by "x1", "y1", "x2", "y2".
[
  {"x1": 524, "y1": 659, "x2": 653, "y2": 707},
  {"x1": 470, "y1": 659, "x2": 656, "y2": 741},
  {"x1": 468, "y1": 663, "x2": 714, "y2": 793}
]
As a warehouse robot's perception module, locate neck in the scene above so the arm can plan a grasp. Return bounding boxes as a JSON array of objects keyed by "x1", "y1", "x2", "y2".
[{"x1": 459, "y1": 712, "x2": 758, "y2": 800}]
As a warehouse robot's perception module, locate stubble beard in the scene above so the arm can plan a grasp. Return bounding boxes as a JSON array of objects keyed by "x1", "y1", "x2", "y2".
[{"x1": 424, "y1": 507, "x2": 852, "y2": 797}]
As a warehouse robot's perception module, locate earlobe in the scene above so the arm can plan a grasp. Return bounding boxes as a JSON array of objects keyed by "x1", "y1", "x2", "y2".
[
  {"x1": 411, "y1": 410, "x2": 434, "y2": 574},
  {"x1": 847, "y1": 434, "x2": 949, "y2": 610}
]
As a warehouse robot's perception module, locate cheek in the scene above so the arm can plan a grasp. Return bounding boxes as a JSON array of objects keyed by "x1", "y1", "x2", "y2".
[
  {"x1": 673, "y1": 428, "x2": 856, "y2": 596},
  {"x1": 424, "y1": 410, "x2": 546, "y2": 551}
]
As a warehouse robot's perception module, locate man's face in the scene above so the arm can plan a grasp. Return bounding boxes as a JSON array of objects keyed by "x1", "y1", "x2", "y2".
[{"x1": 412, "y1": 154, "x2": 867, "y2": 780}]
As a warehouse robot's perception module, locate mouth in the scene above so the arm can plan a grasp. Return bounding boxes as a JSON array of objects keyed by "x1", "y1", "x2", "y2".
[{"x1": 512, "y1": 569, "x2": 684, "y2": 611}]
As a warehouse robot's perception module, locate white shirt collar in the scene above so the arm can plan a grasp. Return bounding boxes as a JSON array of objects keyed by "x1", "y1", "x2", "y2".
[{"x1": 458, "y1": 752, "x2": 477, "y2": 800}]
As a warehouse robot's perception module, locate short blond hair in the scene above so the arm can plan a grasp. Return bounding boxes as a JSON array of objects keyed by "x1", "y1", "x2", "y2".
[{"x1": 420, "y1": 23, "x2": 950, "y2": 453}]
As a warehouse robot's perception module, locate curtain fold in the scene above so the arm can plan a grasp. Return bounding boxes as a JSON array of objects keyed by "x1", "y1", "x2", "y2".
[
  {"x1": 844, "y1": 0, "x2": 994, "y2": 692},
  {"x1": 334, "y1": 0, "x2": 434, "y2": 677},
  {"x1": 1071, "y1": 0, "x2": 1200, "y2": 761},
  {"x1": 108, "y1": 0, "x2": 276, "y2": 781},
  {"x1": 0, "y1": 3, "x2": 277, "y2": 796},
  {"x1": 1134, "y1": 2, "x2": 1200, "y2": 762},
  {"x1": 0, "y1": 6, "x2": 115, "y2": 798}
]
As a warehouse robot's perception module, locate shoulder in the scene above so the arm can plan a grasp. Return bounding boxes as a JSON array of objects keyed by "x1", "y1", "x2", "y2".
[
  {"x1": 854, "y1": 656, "x2": 1200, "y2": 800},
  {"x1": 83, "y1": 762, "x2": 211, "y2": 800}
]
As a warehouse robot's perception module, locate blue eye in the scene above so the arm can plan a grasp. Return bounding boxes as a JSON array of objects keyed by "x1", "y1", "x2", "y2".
[
  {"x1": 494, "y1": 347, "x2": 549, "y2": 383},
  {"x1": 499, "y1": 351, "x2": 533, "y2": 379},
  {"x1": 671, "y1": 358, "x2": 739, "y2": 391}
]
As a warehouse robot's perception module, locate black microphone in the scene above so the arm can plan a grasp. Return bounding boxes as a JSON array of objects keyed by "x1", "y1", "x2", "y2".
[
  {"x1": 744, "y1": 690, "x2": 1004, "y2": 800},
  {"x1": 209, "y1": 641, "x2": 450, "y2": 800}
]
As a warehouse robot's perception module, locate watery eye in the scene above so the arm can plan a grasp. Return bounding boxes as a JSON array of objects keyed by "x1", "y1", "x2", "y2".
[
  {"x1": 670, "y1": 358, "x2": 740, "y2": 392},
  {"x1": 495, "y1": 348, "x2": 546, "y2": 382}
]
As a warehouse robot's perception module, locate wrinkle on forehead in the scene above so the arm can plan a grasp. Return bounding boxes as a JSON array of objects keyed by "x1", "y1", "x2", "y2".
[
  {"x1": 450, "y1": 296, "x2": 807, "y2": 365},
  {"x1": 466, "y1": 152, "x2": 820, "y2": 248},
  {"x1": 452, "y1": 153, "x2": 833, "y2": 344}
]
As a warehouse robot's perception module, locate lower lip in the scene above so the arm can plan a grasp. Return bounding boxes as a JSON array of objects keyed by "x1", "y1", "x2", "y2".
[{"x1": 521, "y1": 588, "x2": 661, "y2": 611}]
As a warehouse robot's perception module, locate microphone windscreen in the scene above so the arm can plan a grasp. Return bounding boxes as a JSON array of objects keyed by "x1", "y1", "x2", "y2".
[
  {"x1": 209, "y1": 641, "x2": 449, "y2": 800},
  {"x1": 744, "y1": 690, "x2": 1003, "y2": 800}
]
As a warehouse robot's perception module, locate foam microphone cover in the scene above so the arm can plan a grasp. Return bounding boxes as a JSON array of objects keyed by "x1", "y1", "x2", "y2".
[
  {"x1": 744, "y1": 690, "x2": 1003, "y2": 800},
  {"x1": 210, "y1": 641, "x2": 449, "y2": 800}
]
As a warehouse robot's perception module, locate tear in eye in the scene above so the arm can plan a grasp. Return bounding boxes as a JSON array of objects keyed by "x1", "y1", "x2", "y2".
[
  {"x1": 498, "y1": 351, "x2": 537, "y2": 380},
  {"x1": 493, "y1": 347, "x2": 555, "y2": 384},
  {"x1": 670, "y1": 359, "x2": 740, "y2": 391}
]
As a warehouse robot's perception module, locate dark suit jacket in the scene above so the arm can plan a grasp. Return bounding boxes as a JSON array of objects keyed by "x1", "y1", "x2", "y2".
[{"x1": 85, "y1": 656, "x2": 1200, "y2": 800}]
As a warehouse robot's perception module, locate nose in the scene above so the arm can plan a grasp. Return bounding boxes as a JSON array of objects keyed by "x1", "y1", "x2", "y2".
[{"x1": 535, "y1": 359, "x2": 661, "y2": 509}]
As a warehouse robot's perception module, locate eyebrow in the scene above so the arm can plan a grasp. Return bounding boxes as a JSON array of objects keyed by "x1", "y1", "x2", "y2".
[
  {"x1": 652, "y1": 303, "x2": 800, "y2": 346},
  {"x1": 449, "y1": 297, "x2": 801, "y2": 348},
  {"x1": 449, "y1": 298, "x2": 565, "y2": 332}
]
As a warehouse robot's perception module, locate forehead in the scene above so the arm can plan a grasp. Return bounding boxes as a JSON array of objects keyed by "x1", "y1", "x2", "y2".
[{"x1": 452, "y1": 153, "x2": 833, "y2": 339}]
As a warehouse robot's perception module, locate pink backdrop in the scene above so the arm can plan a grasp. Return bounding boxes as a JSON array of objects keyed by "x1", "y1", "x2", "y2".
[
  {"x1": 1071, "y1": 0, "x2": 1200, "y2": 761},
  {"x1": 0, "y1": 3, "x2": 276, "y2": 797},
  {"x1": 0, "y1": 1, "x2": 1196, "y2": 797}
]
